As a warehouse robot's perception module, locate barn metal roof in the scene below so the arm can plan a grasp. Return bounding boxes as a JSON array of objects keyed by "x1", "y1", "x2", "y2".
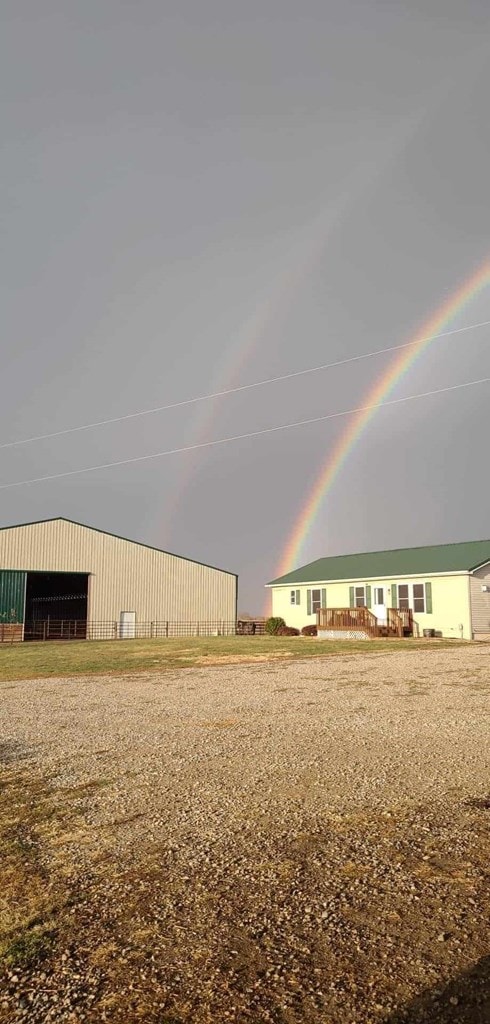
[{"x1": 0, "y1": 517, "x2": 238, "y2": 578}]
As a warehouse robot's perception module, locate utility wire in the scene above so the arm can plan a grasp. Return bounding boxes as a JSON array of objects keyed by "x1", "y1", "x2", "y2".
[
  {"x1": 1, "y1": 376, "x2": 488, "y2": 491},
  {"x1": 1, "y1": 318, "x2": 489, "y2": 451}
]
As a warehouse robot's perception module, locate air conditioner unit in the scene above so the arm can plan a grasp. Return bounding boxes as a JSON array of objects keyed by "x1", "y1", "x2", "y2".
[{"x1": 481, "y1": 585, "x2": 490, "y2": 593}]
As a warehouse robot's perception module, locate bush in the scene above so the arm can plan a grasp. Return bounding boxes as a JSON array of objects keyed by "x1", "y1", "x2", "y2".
[
  {"x1": 265, "y1": 616, "x2": 286, "y2": 635},
  {"x1": 276, "y1": 625, "x2": 300, "y2": 636},
  {"x1": 301, "y1": 624, "x2": 317, "y2": 636}
]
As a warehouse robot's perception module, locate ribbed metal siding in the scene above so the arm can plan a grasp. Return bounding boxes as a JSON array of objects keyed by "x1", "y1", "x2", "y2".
[
  {"x1": 0, "y1": 520, "x2": 237, "y2": 623},
  {"x1": 0, "y1": 570, "x2": 26, "y2": 623},
  {"x1": 470, "y1": 565, "x2": 490, "y2": 635}
]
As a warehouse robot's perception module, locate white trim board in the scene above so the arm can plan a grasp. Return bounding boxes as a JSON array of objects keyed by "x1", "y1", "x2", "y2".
[{"x1": 266, "y1": 570, "x2": 471, "y2": 588}]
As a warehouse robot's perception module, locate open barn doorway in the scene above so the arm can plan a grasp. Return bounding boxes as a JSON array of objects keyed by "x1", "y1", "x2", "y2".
[{"x1": 24, "y1": 572, "x2": 89, "y2": 640}]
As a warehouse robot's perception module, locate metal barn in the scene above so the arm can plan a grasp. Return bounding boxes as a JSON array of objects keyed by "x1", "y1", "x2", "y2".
[{"x1": 0, "y1": 518, "x2": 237, "y2": 641}]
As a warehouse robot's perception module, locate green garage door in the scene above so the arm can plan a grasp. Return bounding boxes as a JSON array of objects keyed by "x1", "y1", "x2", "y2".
[{"x1": 0, "y1": 571, "x2": 26, "y2": 623}]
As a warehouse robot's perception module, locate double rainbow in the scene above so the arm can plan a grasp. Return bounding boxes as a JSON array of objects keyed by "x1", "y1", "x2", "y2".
[{"x1": 275, "y1": 257, "x2": 490, "y2": 578}]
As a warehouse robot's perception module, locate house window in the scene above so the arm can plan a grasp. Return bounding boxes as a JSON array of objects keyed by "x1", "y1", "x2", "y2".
[
  {"x1": 398, "y1": 584, "x2": 410, "y2": 611},
  {"x1": 307, "y1": 588, "x2": 327, "y2": 615},
  {"x1": 354, "y1": 586, "x2": 365, "y2": 608},
  {"x1": 374, "y1": 587, "x2": 384, "y2": 605},
  {"x1": 413, "y1": 583, "x2": 425, "y2": 613},
  {"x1": 396, "y1": 582, "x2": 430, "y2": 613},
  {"x1": 290, "y1": 589, "x2": 300, "y2": 606}
]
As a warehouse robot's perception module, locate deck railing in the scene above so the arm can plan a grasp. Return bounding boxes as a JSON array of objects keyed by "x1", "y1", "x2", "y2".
[
  {"x1": 386, "y1": 607, "x2": 403, "y2": 637},
  {"x1": 316, "y1": 607, "x2": 380, "y2": 636},
  {"x1": 317, "y1": 606, "x2": 414, "y2": 638},
  {"x1": 386, "y1": 608, "x2": 414, "y2": 635}
]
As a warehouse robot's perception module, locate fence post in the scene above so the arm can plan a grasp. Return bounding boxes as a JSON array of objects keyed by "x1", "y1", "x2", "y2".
[{"x1": 165, "y1": 621, "x2": 169, "y2": 638}]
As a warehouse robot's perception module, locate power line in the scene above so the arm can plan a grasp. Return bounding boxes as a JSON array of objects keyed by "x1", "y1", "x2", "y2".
[
  {"x1": 1, "y1": 318, "x2": 489, "y2": 451},
  {"x1": 1, "y1": 376, "x2": 488, "y2": 491}
]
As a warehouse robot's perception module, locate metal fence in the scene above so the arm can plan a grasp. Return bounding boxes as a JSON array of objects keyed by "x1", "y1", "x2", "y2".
[
  {"x1": 1, "y1": 619, "x2": 267, "y2": 643},
  {"x1": 0, "y1": 623, "x2": 23, "y2": 644}
]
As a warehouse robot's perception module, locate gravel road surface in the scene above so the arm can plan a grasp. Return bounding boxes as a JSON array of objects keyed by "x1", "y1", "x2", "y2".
[{"x1": 1, "y1": 644, "x2": 489, "y2": 1023}]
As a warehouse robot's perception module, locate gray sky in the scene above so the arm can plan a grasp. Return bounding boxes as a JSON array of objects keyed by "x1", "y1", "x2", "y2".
[{"x1": 1, "y1": 0, "x2": 490, "y2": 614}]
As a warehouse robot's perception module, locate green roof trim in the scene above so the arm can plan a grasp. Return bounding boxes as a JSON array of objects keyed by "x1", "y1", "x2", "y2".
[{"x1": 267, "y1": 539, "x2": 490, "y2": 586}]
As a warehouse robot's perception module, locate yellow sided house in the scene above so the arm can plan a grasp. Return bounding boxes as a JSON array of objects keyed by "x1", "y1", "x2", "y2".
[{"x1": 266, "y1": 540, "x2": 490, "y2": 641}]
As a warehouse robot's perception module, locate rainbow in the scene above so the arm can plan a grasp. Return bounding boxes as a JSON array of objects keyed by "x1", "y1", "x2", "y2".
[
  {"x1": 161, "y1": 107, "x2": 435, "y2": 548},
  {"x1": 161, "y1": 186, "x2": 368, "y2": 545},
  {"x1": 275, "y1": 257, "x2": 490, "y2": 578}
]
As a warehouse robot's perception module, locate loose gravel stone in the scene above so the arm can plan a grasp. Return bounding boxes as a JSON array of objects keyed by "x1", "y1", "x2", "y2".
[{"x1": 0, "y1": 644, "x2": 489, "y2": 1023}]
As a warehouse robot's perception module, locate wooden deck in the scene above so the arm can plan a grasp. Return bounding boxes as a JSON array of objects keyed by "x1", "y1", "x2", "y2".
[{"x1": 317, "y1": 607, "x2": 414, "y2": 638}]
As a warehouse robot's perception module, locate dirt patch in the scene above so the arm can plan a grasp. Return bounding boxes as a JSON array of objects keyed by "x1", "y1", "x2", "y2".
[{"x1": 194, "y1": 652, "x2": 295, "y2": 664}]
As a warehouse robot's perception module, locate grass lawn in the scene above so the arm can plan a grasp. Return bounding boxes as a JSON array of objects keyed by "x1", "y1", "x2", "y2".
[{"x1": 0, "y1": 634, "x2": 462, "y2": 681}]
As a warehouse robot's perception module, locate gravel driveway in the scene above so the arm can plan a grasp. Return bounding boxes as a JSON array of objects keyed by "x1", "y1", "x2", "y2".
[{"x1": 1, "y1": 644, "x2": 489, "y2": 1023}]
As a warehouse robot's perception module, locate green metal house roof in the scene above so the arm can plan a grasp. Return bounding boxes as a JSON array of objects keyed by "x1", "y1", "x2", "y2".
[{"x1": 267, "y1": 539, "x2": 490, "y2": 586}]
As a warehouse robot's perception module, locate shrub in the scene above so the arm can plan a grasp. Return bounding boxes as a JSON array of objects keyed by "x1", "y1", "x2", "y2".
[
  {"x1": 265, "y1": 616, "x2": 286, "y2": 635},
  {"x1": 276, "y1": 625, "x2": 300, "y2": 636},
  {"x1": 301, "y1": 624, "x2": 317, "y2": 636}
]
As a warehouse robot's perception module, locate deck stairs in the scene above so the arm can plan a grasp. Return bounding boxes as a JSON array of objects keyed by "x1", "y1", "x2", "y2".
[{"x1": 317, "y1": 607, "x2": 413, "y2": 638}]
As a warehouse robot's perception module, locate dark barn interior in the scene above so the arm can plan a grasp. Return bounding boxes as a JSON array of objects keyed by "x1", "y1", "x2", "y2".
[{"x1": 24, "y1": 572, "x2": 89, "y2": 640}]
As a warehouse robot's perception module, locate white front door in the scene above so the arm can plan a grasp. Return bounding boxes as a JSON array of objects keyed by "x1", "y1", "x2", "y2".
[
  {"x1": 120, "y1": 610, "x2": 136, "y2": 639},
  {"x1": 372, "y1": 587, "x2": 386, "y2": 623}
]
